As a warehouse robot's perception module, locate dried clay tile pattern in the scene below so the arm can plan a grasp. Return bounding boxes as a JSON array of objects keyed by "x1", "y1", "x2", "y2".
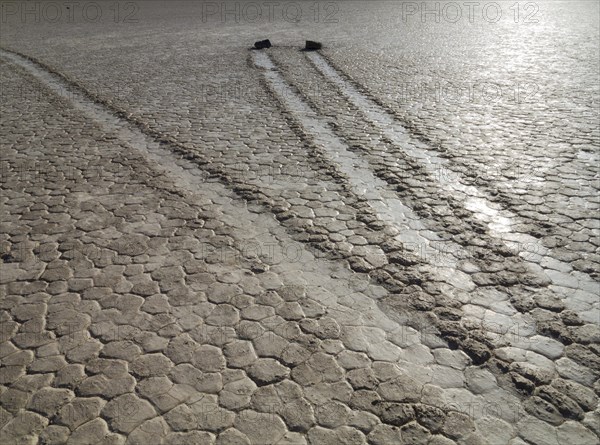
[{"x1": 0, "y1": 2, "x2": 599, "y2": 444}]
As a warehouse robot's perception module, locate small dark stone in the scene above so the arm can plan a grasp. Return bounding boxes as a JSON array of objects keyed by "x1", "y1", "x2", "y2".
[
  {"x1": 369, "y1": 269, "x2": 393, "y2": 285},
  {"x1": 276, "y1": 211, "x2": 295, "y2": 221},
  {"x1": 1, "y1": 253, "x2": 16, "y2": 263},
  {"x1": 519, "y1": 272, "x2": 552, "y2": 287},
  {"x1": 250, "y1": 262, "x2": 269, "y2": 274},
  {"x1": 588, "y1": 343, "x2": 600, "y2": 357},
  {"x1": 570, "y1": 324, "x2": 600, "y2": 345},
  {"x1": 572, "y1": 259, "x2": 597, "y2": 274},
  {"x1": 368, "y1": 221, "x2": 386, "y2": 230},
  {"x1": 393, "y1": 271, "x2": 422, "y2": 286},
  {"x1": 254, "y1": 39, "x2": 272, "y2": 50},
  {"x1": 348, "y1": 256, "x2": 374, "y2": 273},
  {"x1": 433, "y1": 294, "x2": 462, "y2": 309},
  {"x1": 380, "y1": 239, "x2": 404, "y2": 253},
  {"x1": 305, "y1": 40, "x2": 323, "y2": 51},
  {"x1": 488, "y1": 358, "x2": 510, "y2": 373},
  {"x1": 530, "y1": 308, "x2": 561, "y2": 324},
  {"x1": 551, "y1": 379, "x2": 599, "y2": 411}
]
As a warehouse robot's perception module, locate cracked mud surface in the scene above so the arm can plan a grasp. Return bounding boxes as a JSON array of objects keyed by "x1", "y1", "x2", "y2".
[{"x1": 1, "y1": 2, "x2": 599, "y2": 444}]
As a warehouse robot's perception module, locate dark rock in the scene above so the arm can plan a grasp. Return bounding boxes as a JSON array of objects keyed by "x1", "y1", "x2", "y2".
[
  {"x1": 380, "y1": 239, "x2": 404, "y2": 253},
  {"x1": 488, "y1": 357, "x2": 510, "y2": 373},
  {"x1": 496, "y1": 271, "x2": 519, "y2": 286},
  {"x1": 368, "y1": 221, "x2": 386, "y2": 230},
  {"x1": 254, "y1": 39, "x2": 272, "y2": 50},
  {"x1": 250, "y1": 262, "x2": 269, "y2": 274},
  {"x1": 570, "y1": 324, "x2": 600, "y2": 345},
  {"x1": 305, "y1": 40, "x2": 323, "y2": 51},
  {"x1": 348, "y1": 256, "x2": 374, "y2": 273},
  {"x1": 407, "y1": 292, "x2": 436, "y2": 312},
  {"x1": 530, "y1": 308, "x2": 562, "y2": 323},
  {"x1": 393, "y1": 271, "x2": 422, "y2": 286},
  {"x1": 467, "y1": 330, "x2": 495, "y2": 349},
  {"x1": 400, "y1": 284, "x2": 424, "y2": 295},
  {"x1": 588, "y1": 342, "x2": 600, "y2": 356},
  {"x1": 572, "y1": 259, "x2": 598, "y2": 274},
  {"x1": 369, "y1": 269, "x2": 393, "y2": 285},
  {"x1": 1, "y1": 253, "x2": 16, "y2": 263},
  {"x1": 434, "y1": 294, "x2": 463, "y2": 309},
  {"x1": 519, "y1": 272, "x2": 552, "y2": 287},
  {"x1": 276, "y1": 211, "x2": 295, "y2": 221},
  {"x1": 510, "y1": 295, "x2": 535, "y2": 314}
]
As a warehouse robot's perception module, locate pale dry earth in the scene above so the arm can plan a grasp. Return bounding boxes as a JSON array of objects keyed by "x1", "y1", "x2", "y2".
[{"x1": 1, "y1": 1, "x2": 599, "y2": 444}]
